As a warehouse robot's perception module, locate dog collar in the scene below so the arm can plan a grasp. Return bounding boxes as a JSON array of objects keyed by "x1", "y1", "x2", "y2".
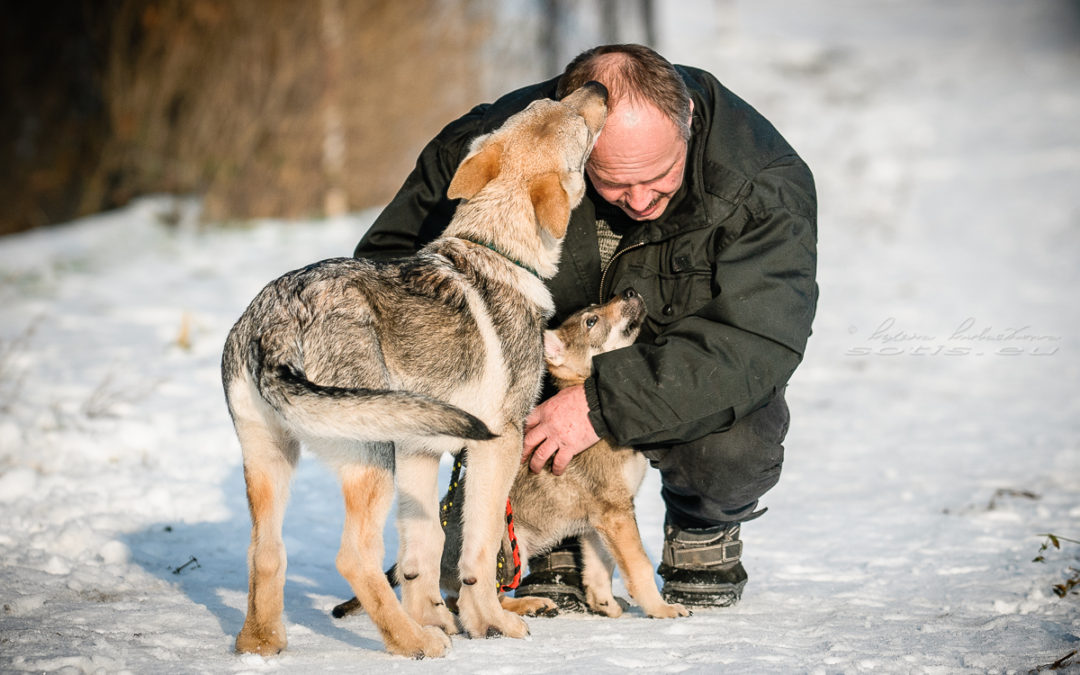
[{"x1": 461, "y1": 238, "x2": 542, "y2": 280}]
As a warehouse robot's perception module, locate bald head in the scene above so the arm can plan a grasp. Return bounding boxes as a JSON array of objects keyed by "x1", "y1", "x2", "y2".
[{"x1": 557, "y1": 43, "x2": 692, "y2": 141}]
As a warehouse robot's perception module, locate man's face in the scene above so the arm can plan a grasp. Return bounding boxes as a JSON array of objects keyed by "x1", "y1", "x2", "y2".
[{"x1": 585, "y1": 100, "x2": 690, "y2": 221}]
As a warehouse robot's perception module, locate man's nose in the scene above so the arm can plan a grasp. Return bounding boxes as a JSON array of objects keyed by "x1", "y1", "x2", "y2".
[{"x1": 625, "y1": 185, "x2": 652, "y2": 210}]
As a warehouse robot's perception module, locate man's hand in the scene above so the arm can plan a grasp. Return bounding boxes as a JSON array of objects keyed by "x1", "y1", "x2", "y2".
[{"x1": 522, "y1": 384, "x2": 600, "y2": 476}]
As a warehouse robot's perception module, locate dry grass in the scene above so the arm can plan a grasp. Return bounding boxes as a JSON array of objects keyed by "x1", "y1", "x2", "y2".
[
  {"x1": 0, "y1": 1, "x2": 489, "y2": 234},
  {"x1": 87, "y1": 0, "x2": 487, "y2": 224},
  {"x1": 2, "y1": 1, "x2": 652, "y2": 234}
]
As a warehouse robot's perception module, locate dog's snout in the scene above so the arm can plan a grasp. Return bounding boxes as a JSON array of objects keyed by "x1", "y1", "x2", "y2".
[
  {"x1": 582, "y1": 80, "x2": 609, "y2": 104},
  {"x1": 561, "y1": 81, "x2": 609, "y2": 134},
  {"x1": 622, "y1": 288, "x2": 637, "y2": 300}
]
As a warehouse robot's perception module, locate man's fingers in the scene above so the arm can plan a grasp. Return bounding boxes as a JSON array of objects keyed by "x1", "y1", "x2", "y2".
[
  {"x1": 551, "y1": 448, "x2": 572, "y2": 477},
  {"x1": 529, "y1": 440, "x2": 557, "y2": 474},
  {"x1": 522, "y1": 426, "x2": 544, "y2": 462}
]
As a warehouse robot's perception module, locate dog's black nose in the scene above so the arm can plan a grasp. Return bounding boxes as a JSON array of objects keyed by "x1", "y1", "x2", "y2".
[
  {"x1": 622, "y1": 288, "x2": 637, "y2": 299},
  {"x1": 582, "y1": 80, "x2": 609, "y2": 104}
]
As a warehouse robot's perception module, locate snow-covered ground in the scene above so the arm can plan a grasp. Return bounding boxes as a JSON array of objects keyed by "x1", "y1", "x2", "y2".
[{"x1": 2, "y1": 1, "x2": 1079, "y2": 673}]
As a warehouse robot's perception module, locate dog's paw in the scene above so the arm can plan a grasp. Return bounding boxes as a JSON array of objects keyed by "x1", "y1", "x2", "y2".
[
  {"x1": 235, "y1": 622, "x2": 287, "y2": 656},
  {"x1": 423, "y1": 602, "x2": 461, "y2": 636},
  {"x1": 403, "y1": 584, "x2": 461, "y2": 635},
  {"x1": 585, "y1": 590, "x2": 623, "y2": 618},
  {"x1": 463, "y1": 608, "x2": 530, "y2": 640},
  {"x1": 500, "y1": 594, "x2": 558, "y2": 617},
  {"x1": 386, "y1": 624, "x2": 452, "y2": 659},
  {"x1": 645, "y1": 601, "x2": 690, "y2": 619},
  {"x1": 331, "y1": 595, "x2": 362, "y2": 618}
]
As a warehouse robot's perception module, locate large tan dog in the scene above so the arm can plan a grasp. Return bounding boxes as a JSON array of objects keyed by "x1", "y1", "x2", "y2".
[{"x1": 221, "y1": 82, "x2": 607, "y2": 658}]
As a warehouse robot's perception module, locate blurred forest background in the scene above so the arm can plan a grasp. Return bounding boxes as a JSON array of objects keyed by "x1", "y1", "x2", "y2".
[{"x1": 0, "y1": 0, "x2": 654, "y2": 235}]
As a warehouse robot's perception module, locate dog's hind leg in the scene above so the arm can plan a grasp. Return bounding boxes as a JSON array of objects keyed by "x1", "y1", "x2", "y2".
[
  {"x1": 455, "y1": 434, "x2": 530, "y2": 639},
  {"x1": 234, "y1": 415, "x2": 300, "y2": 655},
  {"x1": 336, "y1": 454, "x2": 452, "y2": 658},
  {"x1": 580, "y1": 530, "x2": 623, "y2": 617},
  {"x1": 395, "y1": 448, "x2": 459, "y2": 635},
  {"x1": 592, "y1": 506, "x2": 689, "y2": 619}
]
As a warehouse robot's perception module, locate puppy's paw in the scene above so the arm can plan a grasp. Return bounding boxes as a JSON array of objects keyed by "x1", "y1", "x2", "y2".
[
  {"x1": 501, "y1": 594, "x2": 559, "y2": 617},
  {"x1": 585, "y1": 590, "x2": 623, "y2": 618},
  {"x1": 645, "y1": 600, "x2": 690, "y2": 619}
]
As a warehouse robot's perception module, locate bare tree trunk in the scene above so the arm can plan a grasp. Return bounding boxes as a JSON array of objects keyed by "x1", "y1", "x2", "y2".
[
  {"x1": 320, "y1": 0, "x2": 347, "y2": 217},
  {"x1": 541, "y1": 0, "x2": 563, "y2": 79}
]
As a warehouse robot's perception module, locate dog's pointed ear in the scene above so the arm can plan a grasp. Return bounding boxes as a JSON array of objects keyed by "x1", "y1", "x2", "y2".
[
  {"x1": 530, "y1": 172, "x2": 571, "y2": 239},
  {"x1": 542, "y1": 330, "x2": 566, "y2": 367},
  {"x1": 448, "y1": 141, "x2": 503, "y2": 200}
]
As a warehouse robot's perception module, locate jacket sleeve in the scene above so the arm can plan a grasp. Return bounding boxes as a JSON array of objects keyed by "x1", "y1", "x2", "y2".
[
  {"x1": 353, "y1": 105, "x2": 489, "y2": 261},
  {"x1": 585, "y1": 156, "x2": 818, "y2": 447}
]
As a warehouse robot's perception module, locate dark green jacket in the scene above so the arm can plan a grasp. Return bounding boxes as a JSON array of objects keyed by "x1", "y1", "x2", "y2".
[{"x1": 355, "y1": 66, "x2": 818, "y2": 449}]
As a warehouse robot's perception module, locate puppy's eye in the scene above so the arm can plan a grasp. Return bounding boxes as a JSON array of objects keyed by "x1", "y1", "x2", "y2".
[{"x1": 585, "y1": 316, "x2": 598, "y2": 329}]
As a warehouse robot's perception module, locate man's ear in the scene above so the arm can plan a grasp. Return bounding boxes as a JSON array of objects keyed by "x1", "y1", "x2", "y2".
[
  {"x1": 542, "y1": 330, "x2": 566, "y2": 366},
  {"x1": 448, "y1": 141, "x2": 502, "y2": 200},
  {"x1": 530, "y1": 172, "x2": 571, "y2": 239}
]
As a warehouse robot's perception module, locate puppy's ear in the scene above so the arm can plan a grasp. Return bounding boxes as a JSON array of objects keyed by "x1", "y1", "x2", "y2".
[
  {"x1": 530, "y1": 172, "x2": 571, "y2": 239},
  {"x1": 542, "y1": 330, "x2": 566, "y2": 367},
  {"x1": 448, "y1": 141, "x2": 502, "y2": 200}
]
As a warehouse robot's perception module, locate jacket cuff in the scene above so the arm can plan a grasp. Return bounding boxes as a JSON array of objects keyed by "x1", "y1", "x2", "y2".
[{"x1": 583, "y1": 377, "x2": 613, "y2": 439}]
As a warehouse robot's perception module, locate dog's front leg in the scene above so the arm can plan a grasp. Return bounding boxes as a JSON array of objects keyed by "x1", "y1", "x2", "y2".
[
  {"x1": 455, "y1": 433, "x2": 529, "y2": 639},
  {"x1": 395, "y1": 449, "x2": 459, "y2": 635}
]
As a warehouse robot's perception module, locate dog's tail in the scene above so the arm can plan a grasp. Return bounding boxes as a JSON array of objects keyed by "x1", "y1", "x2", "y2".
[{"x1": 252, "y1": 342, "x2": 495, "y2": 442}]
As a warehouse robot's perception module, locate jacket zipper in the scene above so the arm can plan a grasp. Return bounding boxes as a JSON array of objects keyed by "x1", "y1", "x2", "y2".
[{"x1": 599, "y1": 240, "x2": 646, "y2": 302}]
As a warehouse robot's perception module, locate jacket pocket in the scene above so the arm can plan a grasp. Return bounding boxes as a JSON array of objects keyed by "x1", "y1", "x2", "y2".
[{"x1": 622, "y1": 263, "x2": 714, "y2": 333}]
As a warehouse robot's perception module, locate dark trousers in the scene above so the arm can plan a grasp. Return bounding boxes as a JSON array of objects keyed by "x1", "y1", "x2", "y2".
[{"x1": 641, "y1": 389, "x2": 790, "y2": 528}]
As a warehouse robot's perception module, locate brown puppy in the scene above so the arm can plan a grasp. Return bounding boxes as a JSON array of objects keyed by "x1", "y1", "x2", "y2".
[{"x1": 502, "y1": 290, "x2": 689, "y2": 619}]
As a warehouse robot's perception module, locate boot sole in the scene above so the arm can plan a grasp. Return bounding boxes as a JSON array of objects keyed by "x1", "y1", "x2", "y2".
[
  {"x1": 661, "y1": 578, "x2": 746, "y2": 608},
  {"x1": 513, "y1": 582, "x2": 588, "y2": 612}
]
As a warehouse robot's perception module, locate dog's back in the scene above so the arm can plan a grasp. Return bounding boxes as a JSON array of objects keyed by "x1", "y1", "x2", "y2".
[{"x1": 222, "y1": 258, "x2": 500, "y2": 446}]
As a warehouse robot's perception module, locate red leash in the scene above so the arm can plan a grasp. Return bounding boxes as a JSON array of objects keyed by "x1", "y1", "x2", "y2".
[
  {"x1": 499, "y1": 497, "x2": 522, "y2": 592},
  {"x1": 445, "y1": 454, "x2": 521, "y2": 593}
]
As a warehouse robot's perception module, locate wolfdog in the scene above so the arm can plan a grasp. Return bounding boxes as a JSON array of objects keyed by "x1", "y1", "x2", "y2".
[{"x1": 221, "y1": 82, "x2": 608, "y2": 658}]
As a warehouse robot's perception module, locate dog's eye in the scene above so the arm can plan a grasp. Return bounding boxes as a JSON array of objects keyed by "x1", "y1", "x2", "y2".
[{"x1": 585, "y1": 316, "x2": 598, "y2": 329}]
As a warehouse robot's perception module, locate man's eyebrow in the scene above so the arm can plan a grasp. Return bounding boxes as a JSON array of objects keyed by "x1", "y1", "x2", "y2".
[{"x1": 592, "y1": 158, "x2": 679, "y2": 188}]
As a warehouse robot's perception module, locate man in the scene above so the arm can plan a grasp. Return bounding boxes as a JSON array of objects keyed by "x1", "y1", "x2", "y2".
[{"x1": 355, "y1": 44, "x2": 817, "y2": 608}]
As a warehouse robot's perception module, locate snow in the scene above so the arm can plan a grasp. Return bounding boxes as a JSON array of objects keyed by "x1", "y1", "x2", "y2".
[{"x1": 2, "y1": 1, "x2": 1079, "y2": 673}]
